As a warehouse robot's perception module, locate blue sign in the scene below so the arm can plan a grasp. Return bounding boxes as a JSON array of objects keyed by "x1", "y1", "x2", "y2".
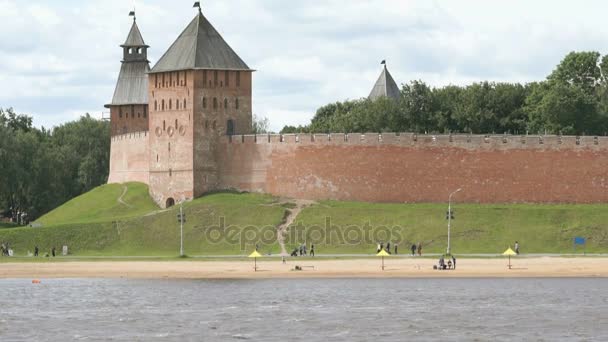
[{"x1": 574, "y1": 237, "x2": 586, "y2": 245}]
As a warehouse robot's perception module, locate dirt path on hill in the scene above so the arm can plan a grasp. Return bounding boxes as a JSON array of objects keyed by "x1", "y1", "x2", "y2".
[
  {"x1": 277, "y1": 200, "x2": 315, "y2": 255},
  {"x1": 117, "y1": 185, "x2": 132, "y2": 208}
]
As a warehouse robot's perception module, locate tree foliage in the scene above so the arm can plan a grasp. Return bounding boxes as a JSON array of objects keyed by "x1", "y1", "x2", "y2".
[
  {"x1": 282, "y1": 51, "x2": 608, "y2": 136},
  {"x1": 0, "y1": 109, "x2": 110, "y2": 220}
]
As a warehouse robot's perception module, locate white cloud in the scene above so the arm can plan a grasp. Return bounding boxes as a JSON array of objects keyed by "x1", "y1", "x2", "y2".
[{"x1": 1, "y1": 0, "x2": 608, "y2": 132}]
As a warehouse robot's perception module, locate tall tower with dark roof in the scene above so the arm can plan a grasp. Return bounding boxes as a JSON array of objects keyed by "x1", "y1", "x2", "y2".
[
  {"x1": 147, "y1": 6, "x2": 254, "y2": 207},
  {"x1": 106, "y1": 15, "x2": 151, "y2": 135}
]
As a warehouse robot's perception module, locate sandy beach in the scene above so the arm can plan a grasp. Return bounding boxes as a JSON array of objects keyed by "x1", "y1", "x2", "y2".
[{"x1": 0, "y1": 257, "x2": 607, "y2": 279}]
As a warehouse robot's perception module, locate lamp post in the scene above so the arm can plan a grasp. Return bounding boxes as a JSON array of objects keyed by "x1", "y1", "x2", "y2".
[
  {"x1": 177, "y1": 205, "x2": 186, "y2": 257},
  {"x1": 447, "y1": 188, "x2": 462, "y2": 255}
]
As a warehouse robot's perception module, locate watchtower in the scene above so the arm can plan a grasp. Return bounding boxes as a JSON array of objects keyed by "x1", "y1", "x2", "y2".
[
  {"x1": 106, "y1": 12, "x2": 151, "y2": 136},
  {"x1": 147, "y1": 4, "x2": 253, "y2": 207}
]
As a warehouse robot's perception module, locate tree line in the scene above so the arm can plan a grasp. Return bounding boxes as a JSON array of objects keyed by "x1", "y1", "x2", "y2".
[
  {"x1": 0, "y1": 109, "x2": 110, "y2": 222},
  {"x1": 281, "y1": 52, "x2": 608, "y2": 136}
]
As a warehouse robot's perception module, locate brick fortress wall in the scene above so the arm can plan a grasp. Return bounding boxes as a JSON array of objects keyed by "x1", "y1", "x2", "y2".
[
  {"x1": 216, "y1": 133, "x2": 608, "y2": 204},
  {"x1": 108, "y1": 131, "x2": 150, "y2": 184}
]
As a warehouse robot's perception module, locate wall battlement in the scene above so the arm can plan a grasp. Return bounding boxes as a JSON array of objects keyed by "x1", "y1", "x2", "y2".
[
  {"x1": 220, "y1": 133, "x2": 608, "y2": 150},
  {"x1": 111, "y1": 131, "x2": 149, "y2": 142}
]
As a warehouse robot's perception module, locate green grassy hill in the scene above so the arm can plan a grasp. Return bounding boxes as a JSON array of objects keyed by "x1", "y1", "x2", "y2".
[
  {"x1": 0, "y1": 183, "x2": 607, "y2": 257},
  {"x1": 37, "y1": 182, "x2": 159, "y2": 226}
]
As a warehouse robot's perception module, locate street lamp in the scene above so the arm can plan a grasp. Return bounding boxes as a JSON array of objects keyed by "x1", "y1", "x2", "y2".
[
  {"x1": 447, "y1": 188, "x2": 462, "y2": 255},
  {"x1": 177, "y1": 205, "x2": 186, "y2": 257}
]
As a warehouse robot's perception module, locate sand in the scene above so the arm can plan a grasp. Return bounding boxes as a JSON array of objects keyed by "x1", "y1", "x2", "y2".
[{"x1": 1, "y1": 257, "x2": 607, "y2": 279}]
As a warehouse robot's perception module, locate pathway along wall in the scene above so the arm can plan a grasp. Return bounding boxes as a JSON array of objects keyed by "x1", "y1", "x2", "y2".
[
  {"x1": 216, "y1": 133, "x2": 608, "y2": 204},
  {"x1": 108, "y1": 131, "x2": 150, "y2": 185}
]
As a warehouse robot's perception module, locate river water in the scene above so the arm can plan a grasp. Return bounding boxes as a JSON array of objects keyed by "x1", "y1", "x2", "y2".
[{"x1": 0, "y1": 278, "x2": 607, "y2": 341}]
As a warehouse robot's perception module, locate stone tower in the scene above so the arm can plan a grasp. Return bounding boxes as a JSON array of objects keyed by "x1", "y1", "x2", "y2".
[
  {"x1": 147, "y1": 6, "x2": 253, "y2": 208},
  {"x1": 106, "y1": 14, "x2": 151, "y2": 185},
  {"x1": 106, "y1": 15, "x2": 151, "y2": 135}
]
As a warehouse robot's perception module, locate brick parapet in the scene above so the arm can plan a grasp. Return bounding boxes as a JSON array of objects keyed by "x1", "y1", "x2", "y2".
[{"x1": 219, "y1": 133, "x2": 608, "y2": 150}]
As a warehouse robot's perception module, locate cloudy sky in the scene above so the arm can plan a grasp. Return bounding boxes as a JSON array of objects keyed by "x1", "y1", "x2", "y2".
[{"x1": 1, "y1": 0, "x2": 607, "y2": 131}]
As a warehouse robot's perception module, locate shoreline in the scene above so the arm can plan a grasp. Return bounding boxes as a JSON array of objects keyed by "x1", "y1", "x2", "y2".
[{"x1": 1, "y1": 257, "x2": 607, "y2": 279}]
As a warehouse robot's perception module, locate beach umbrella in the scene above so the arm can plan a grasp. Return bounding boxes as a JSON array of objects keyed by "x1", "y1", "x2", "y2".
[
  {"x1": 377, "y1": 249, "x2": 390, "y2": 271},
  {"x1": 249, "y1": 250, "x2": 262, "y2": 272},
  {"x1": 503, "y1": 248, "x2": 517, "y2": 269}
]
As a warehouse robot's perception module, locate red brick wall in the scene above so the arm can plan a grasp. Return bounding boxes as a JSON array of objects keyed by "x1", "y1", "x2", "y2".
[
  {"x1": 147, "y1": 71, "x2": 194, "y2": 207},
  {"x1": 217, "y1": 134, "x2": 608, "y2": 204},
  {"x1": 110, "y1": 105, "x2": 149, "y2": 136},
  {"x1": 108, "y1": 131, "x2": 150, "y2": 184}
]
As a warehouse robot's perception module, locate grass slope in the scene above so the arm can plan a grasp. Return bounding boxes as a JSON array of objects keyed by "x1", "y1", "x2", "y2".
[
  {"x1": 0, "y1": 186, "x2": 285, "y2": 256},
  {"x1": 289, "y1": 201, "x2": 608, "y2": 254},
  {"x1": 1, "y1": 183, "x2": 607, "y2": 256},
  {"x1": 37, "y1": 182, "x2": 159, "y2": 226}
]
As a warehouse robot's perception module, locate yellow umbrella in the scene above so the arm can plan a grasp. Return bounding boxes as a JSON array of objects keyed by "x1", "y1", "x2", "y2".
[
  {"x1": 249, "y1": 250, "x2": 262, "y2": 272},
  {"x1": 377, "y1": 249, "x2": 390, "y2": 271},
  {"x1": 503, "y1": 248, "x2": 517, "y2": 269}
]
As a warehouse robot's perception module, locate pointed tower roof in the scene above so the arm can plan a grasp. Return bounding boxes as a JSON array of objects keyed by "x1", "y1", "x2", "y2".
[
  {"x1": 121, "y1": 20, "x2": 148, "y2": 47},
  {"x1": 106, "y1": 20, "x2": 150, "y2": 107},
  {"x1": 150, "y1": 10, "x2": 251, "y2": 73},
  {"x1": 369, "y1": 65, "x2": 400, "y2": 101}
]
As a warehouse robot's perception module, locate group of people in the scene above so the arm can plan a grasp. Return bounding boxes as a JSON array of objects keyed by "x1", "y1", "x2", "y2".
[
  {"x1": 376, "y1": 242, "x2": 399, "y2": 254},
  {"x1": 436, "y1": 255, "x2": 457, "y2": 270},
  {"x1": 291, "y1": 243, "x2": 315, "y2": 257},
  {"x1": 6, "y1": 208, "x2": 29, "y2": 226}
]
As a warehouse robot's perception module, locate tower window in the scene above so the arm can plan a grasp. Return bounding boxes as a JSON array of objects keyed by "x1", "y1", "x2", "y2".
[
  {"x1": 203, "y1": 98, "x2": 207, "y2": 108},
  {"x1": 203, "y1": 70, "x2": 207, "y2": 87},
  {"x1": 176, "y1": 72, "x2": 180, "y2": 86},
  {"x1": 138, "y1": 112, "x2": 141, "y2": 118},
  {"x1": 236, "y1": 72, "x2": 241, "y2": 87},
  {"x1": 154, "y1": 100, "x2": 158, "y2": 111},
  {"x1": 162, "y1": 74, "x2": 166, "y2": 87},
  {"x1": 236, "y1": 98, "x2": 240, "y2": 110},
  {"x1": 224, "y1": 99, "x2": 228, "y2": 109},
  {"x1": 225, "y1": 71, "x2": 229, "y2": 87},
  {"x1": 169, "y1": 99, "x2": 172, "y2": 110},
  {"x1": 183, "y1": 99, "x2": 186, "y2": 109},
  {"x1": 137, "y1": 47, "x2": 142, "y2": 54},
  {"x1": 162, "y1": 100, "x2": 165, "y2": 111},
  {"x1": 214, "y1": 70, "x2": 218, "y2": 86},
  {"x1": 144, "y1": 107, "x2": 147, "y2": 118},
  {"x1": 155, "y1": 75, "x2": 158, "y2": 88},
  {"x1": 213, "y1": 98, "x2": 218, "y2": 109},
  {"x1": 176, "y1": 100, "x2": 179, "y2": 110},
  {"x1": 175, "y1": 119, "x2": 178, "y2": 129},
  {"x1": 163, "y1": 120, "x2": 166, "y2": 131},
  {"x1": 213, "y1": 121, "x2": 217, "y2": 129},
  {"x1": 119, "y1": 107, "x2": 123, "y2": 119},
  {"x1": 227, "y1": 119, "x2": 235, "y2": 136}
]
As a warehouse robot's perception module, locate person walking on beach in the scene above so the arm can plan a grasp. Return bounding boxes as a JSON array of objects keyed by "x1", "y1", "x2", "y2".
[
  {"x1": 411, "y1": 244, "x2": 416, "y2": 256},
  {"x1": 417, "y1": 243, "x2": 423, "y2": 256},
  {"x1": 394, "y1": 244, "x2": 398, "y2": 255},
  {"x1": 380, "y1": 242, "x2": 384, "y2": 252},
  {"x1": 310, "y1": 244, "x2": 315, "y2": 257},
  {"x1": 515, "y1": 241, "x2": 520, "y2": 255},
  {"x1": 452, "y1": 256, "x2": 456, "y2": 270},
  {"x1": 52, "y1": 247, "x2": 56, "y2": 257},
  {"x1": 377, "y1": 243, "x2": 381, "y2": 253},
  {"x1": 34, "y1": 246, "x2": 39, "y2": 257},
  {"x1": 386, "y1": 242, "x2": 391, "y2": 254}
]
